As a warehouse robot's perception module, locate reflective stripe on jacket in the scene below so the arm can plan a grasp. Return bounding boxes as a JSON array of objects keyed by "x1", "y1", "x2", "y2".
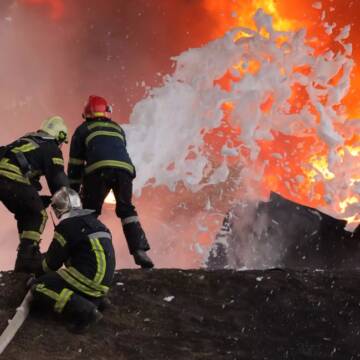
[
  {"x1": 0, "y1": 132, "x2": 68, "y2": 193},
  {"x1": 43, "y1": 211, "x2": 115, "y2": 298},
  {"x1": 68, "y1": 118, "x2": 135, "y2": 186}
]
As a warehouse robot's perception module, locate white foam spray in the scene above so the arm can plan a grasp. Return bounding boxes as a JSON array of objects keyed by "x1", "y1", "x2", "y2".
[{"x1": 126, "y1": 9, "x2": 358, "y2": 227}]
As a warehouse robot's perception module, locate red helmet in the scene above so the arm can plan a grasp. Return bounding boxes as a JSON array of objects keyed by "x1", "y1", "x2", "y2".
[{"x1": 83, "y1": 95, "x2": 112, "y2": 119}]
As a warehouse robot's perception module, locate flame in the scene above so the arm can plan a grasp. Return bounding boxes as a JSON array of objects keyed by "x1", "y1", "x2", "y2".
[
  {"x1": 103, "y1": 1, "x2": 359, "y2": 230},
  {"x1": 340, "y1": 196, "x2": 358, "y2": 212},
  {"x1": 203, "y1": 0, "x2": 300, "y2": 38},
  {"x1": 306, "y1": 155, "x2": 335, "y2": 182},
  {"x1": 200, "y1": 0, "x2": 359, "y2": 229}
]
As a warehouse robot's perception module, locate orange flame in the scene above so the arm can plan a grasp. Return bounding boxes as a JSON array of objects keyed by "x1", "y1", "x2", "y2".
[
  {"x1": 203, "y1": 0, "x2": 300, "y2": 38},
  {"x1": 98, "y1": 0, "x2": 358, "y2": 230},
  {"x1": 200, "y1": 0, "x2": 359, "y2": 228}
]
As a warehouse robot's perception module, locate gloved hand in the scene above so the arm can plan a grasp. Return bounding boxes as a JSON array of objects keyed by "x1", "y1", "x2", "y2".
[{"x1": 40, "y1": 195, "x2": 52, "y2": 208}]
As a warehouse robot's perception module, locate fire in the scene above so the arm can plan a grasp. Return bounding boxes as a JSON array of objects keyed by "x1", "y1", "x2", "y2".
[
  {"x1": 203, "y1": 0, "x2": 299, "y2": 38},
  {"x1": 23, "y1": 0, "x2": 356, "y2": 230},
  {"x1": 200, "y1": 0, "x2": 359, "y2": 229},
  {"x1": 340, "y1": 196, "x2": 358, "y2": 212},
  {"x1": 306, "y1": 155, "x2": 335, "y2": 182}
]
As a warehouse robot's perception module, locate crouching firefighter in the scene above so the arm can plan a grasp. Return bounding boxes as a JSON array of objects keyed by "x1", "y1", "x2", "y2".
[
  {"x1": 0, "y1": 116, "x2": 69, "y2": 273},
  {"x1": 31, "y1": 187, "x2": 115, "y2": 333},
  {"x1": 68, "y1": 95, "x2": 154, "y2": 268}
]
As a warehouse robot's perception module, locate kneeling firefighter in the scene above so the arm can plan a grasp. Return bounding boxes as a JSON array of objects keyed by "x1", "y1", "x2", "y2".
[
  {"x1": 0, "y1": 116, "x2": 69, "y2": 273},
  {"x1": 31, "y1": 187, "x2": 115, "y2": 333}
]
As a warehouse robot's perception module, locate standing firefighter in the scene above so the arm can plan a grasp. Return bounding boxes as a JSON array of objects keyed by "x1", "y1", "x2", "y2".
[
  {"x1": 68, "y1": 95, "x2": 154, "y2": 268},
  {"x1": 0, "y1": 116, "x2": 69, "y2": 273},
  {"x1": 31, "y1": 187, "x2": 115, "y2": 333}
]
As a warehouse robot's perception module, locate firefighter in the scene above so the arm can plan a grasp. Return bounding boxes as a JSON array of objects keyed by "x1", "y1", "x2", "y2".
[
  {"x1": 68, "y1": 95, "x2": 154, "y2": 268},
  {"x1": 31, "y1": 187, "x2": 115, "y2": 333},
  {"x1": 0, "y1": 116, "x2": 69, "y2": 273}
]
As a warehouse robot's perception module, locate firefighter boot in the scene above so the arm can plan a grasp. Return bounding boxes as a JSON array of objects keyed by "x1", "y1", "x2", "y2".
[
  {"x1": 70, "y1": 307, "x2": 103, "y2": 334},
  {"x1": 123, "y1": 221, "x2": 154, "y2": 268},
  {"x1": 122, "y1": 220, "x2": 154, "y2": 268},
  {"x1": 65, "y1": 293, "x2": 103, "y2": 334},
  {"x1": 133, "y1": 250, "x2": 154, "y2": 269},
  {"x1": 97, "y1": 296, "x2": 112, "y2": 312},
  {"x1": 14, "y1": 240, "x2": 42, "y2": 274}
]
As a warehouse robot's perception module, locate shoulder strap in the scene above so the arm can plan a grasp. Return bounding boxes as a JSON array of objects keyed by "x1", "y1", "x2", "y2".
[
  {"x1": 14, "y1": 152, "x2": 32, "y2": 178},
  {"x1": 24, "y1": 131, "x2": 55, "y2": 144}
]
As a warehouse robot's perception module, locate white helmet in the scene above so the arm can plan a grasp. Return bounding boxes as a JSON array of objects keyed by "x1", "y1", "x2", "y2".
[
  {"x1": 51, "y1": 187, "x2": 82, "y2": 218},
  {"x1": 41, "y1": 116, "x2": 68, "y2": 144}
]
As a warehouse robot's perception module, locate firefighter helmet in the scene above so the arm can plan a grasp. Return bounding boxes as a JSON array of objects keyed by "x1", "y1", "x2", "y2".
[
  {"x1": 51, "y1": 187, "x2": 82, "y2": 218},
  {"x1": 83, "y1": 95, "x2": 112, "y2": 119},
  {"x1": 41, "y1": 116, "x2": 68, "y2": 144}
]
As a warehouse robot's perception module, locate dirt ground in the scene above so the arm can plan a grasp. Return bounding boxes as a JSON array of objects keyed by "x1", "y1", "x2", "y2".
[{"x1": 1, "y1": 269, "x2": 360, "y2": 359}]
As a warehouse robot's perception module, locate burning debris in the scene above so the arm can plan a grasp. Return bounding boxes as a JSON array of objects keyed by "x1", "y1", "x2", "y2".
[{"x1": 207, "y1": 192, "x2": 360, "y2": 270}]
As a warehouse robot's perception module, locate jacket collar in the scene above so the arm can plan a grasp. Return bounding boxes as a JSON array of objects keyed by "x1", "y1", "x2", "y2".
[{"x1": 59, "y1": 208, "x2": 95, "y2": 222}]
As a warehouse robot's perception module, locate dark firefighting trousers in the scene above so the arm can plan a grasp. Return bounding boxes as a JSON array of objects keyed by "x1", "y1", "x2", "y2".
[
  {"x1": 0, "y1": 176, "x2": 47, "y2": 256},
  {"x1": 81, "y1": 168, "x2": 150, "y2": 254},
  {"x1": 31, "y1": 271, "x2": 100, "y2": 324}
]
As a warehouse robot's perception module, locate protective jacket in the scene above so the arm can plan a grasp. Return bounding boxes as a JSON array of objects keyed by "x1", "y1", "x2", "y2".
[
  {"x1": 41, "y1": 209, "x2": 116, "y2": 298},
  {"x1": 0, "y1": 131, "x2": 68, "y2": 193},
  {"x1": 68, "y1": 118, "x2": 135, "y2": 191}
]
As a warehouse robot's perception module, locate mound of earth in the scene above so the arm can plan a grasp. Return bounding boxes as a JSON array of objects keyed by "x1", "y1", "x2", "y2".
[{"x1": 1, "y1": 269, "x2": 360, "y2": 359}]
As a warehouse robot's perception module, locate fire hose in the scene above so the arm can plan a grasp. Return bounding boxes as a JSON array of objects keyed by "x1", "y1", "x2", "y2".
[{"x1": 0, "y1": 290, "x2": 33, "y2": 355}]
